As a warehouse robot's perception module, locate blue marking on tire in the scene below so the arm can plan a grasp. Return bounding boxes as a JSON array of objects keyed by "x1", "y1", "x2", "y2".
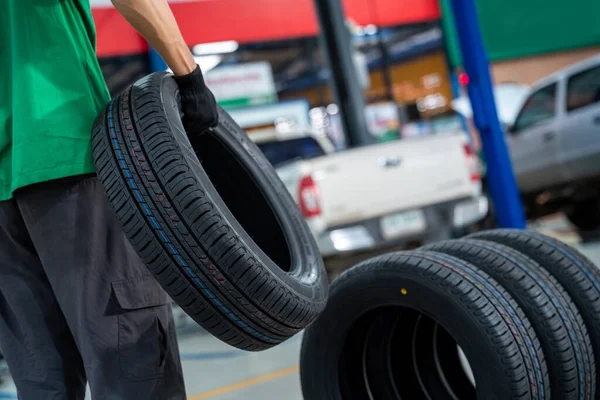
[
  {"x1": 158, "y1": 230, "x2": 169, "y2": 242},
  {"x1": 107, "y1": 102, "x2": 278, "y2": 344},
  {"x1": 423, "y1": 252, "x2": 545, "y2": 400},
  {"x1": 177, "y1": 255, "x2": 188, "y2": 266},
  {"x1": 149, "y1": 216, "x2": 160, "y2": 229}
]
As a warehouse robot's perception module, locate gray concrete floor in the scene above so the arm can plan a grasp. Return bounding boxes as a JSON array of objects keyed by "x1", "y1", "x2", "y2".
[
  {"x1": 178, "y1": 332, "x2": 304, "y2": 399},
  {"x1": 0, "y1": 213, "x2": 599, "y2": 399}
]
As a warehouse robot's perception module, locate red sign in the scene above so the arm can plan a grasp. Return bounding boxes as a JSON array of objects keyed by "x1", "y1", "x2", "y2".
[{"x1": 92, "y1": 0, "x2": 440, "y2": 57}]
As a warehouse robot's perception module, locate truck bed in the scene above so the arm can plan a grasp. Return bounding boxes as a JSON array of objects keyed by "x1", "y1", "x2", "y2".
[{"x1": 278, "y1": 133, "x2": 480, "y2": 228}]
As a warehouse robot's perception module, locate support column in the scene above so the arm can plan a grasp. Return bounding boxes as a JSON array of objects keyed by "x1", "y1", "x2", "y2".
[
  {"x1": 148, "y1": 46, "x2": 167, "y2": 73},
  {"x1": 449, "y1": 0, "x2": 526, "y2": 228},
  {"x1": 313, "y1": 0, "x2": 373, "y2": 147}
]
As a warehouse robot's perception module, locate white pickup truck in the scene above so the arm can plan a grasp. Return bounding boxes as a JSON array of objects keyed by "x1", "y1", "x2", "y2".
[{"x1": 252, "y1": 129, "x2": 489, "y2": 257}]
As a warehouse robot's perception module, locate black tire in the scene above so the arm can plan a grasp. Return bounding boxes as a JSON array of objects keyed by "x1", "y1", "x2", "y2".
[
  {"x1": 91, "y1": 72, "x2": 328, "y2": 351},
  {"x1": 468, "y1": 229, "x2": 600, "y2": 387},
  {"x1": 423, "y1": 238, "x2": 595, "y2": 400},
  {"x1": 566, "y1": 199, "x2": 600, "y2": 232},
  {"x1": 300, "y1": 251, "x2": 550, "y2": 400}
]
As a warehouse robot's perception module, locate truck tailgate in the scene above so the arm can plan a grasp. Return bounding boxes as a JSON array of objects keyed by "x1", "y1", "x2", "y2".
[{"x1": 308, "y1": 134, "x2": 476, "y2": 226}]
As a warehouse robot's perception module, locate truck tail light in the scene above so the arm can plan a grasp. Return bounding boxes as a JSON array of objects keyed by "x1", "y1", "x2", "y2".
[
  {"x1": 298, "y1": 175, "x2": 321, "y2": 218},
  {"x1": 464, "y1": 143, "x2": 481, "y2": 182}
]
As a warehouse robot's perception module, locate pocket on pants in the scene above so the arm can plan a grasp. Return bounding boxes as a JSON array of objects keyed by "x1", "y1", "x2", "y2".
[{"x1": 112, "y1": 275, "x2": 172, "y2": 381}]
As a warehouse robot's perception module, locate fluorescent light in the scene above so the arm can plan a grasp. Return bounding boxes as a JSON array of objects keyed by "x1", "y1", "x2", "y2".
[
  {"x1": 165, "y1": 55, "x2": 222, "y2": 74},
  {"x1": 193, "y1": 40, "x2": 239, "y2": 56},
  {"x1": 364, "y1": 24, "x2": 378, "y2": 35},
  {"x1": 194, "y1": 55, "x2": 222, "y2": 72}
]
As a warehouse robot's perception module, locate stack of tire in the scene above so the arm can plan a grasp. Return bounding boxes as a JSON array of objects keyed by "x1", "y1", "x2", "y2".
[{"x1": 300, "y1": 229, "x2": 600, "y2": 400}]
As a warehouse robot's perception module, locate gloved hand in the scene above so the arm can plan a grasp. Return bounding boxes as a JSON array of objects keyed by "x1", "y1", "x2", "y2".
[{"x1": 173, "y1": 64, "x2": 219, "y2": 135}]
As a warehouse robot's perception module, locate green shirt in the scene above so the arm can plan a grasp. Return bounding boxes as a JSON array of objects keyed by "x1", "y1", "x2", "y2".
[{"x1": 0, "y1": 0, "x2": 111, "y2": 201}]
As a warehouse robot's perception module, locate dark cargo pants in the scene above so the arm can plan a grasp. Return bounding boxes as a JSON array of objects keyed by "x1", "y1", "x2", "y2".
[{"x1": 0, "y1": 174, "x2": 186, "y2": 399}]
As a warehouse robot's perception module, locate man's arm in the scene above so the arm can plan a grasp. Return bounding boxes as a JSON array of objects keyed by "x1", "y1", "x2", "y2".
[
  {"x1": 110, "y1": 0, "x2": 195, "y2": 76},
  {"x1": 111, "y1": 0, "x2": 219, "y2": 133}
]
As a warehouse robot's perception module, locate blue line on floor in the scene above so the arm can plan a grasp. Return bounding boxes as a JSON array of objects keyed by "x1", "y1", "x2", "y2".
[{"x1": 0, "y1": 393, "x2": 17, "y2": 399}]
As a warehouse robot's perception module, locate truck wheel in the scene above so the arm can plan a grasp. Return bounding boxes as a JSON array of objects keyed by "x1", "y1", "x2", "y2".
[
  {"x1": 423, "y1": 238, "x2": 594, "y2": 400},
  {"x1": 566, "y1": 199, "x2": 600, "y2": 232},
  {"x1": 92, "y1": 72, "x2": 328, "y2": 351},
  {"x1": 300, "y1": 251, "x2": 549, "y2": 400},
  {"x1": 469, "y1": 229, "x2": 600, "y2": 388}
]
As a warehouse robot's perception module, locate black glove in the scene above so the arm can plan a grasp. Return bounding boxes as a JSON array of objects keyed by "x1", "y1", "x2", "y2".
[{"x1": 174, "y1": 64, "x2": 219, "y2": 135}]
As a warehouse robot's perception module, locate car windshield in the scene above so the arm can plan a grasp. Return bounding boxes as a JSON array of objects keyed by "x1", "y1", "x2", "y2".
[{"x1": 256, "y1": 137, "x2": 326, "y2": 168}]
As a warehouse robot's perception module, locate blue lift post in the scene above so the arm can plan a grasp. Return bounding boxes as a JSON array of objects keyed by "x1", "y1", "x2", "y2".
[
  {"x1": 448, "y1": 0, "x2": 526, "y2": 229},
  {"x1": 148, "y1": 46, "x2": 168, "y2": 72}
]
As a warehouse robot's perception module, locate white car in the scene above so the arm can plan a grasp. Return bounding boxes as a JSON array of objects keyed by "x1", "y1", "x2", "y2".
[
  {"x1": 252, "y1": 129, "x2": 488, "y2": 257},
  {"x1": 506, "y1": 53, "x2": 600, "y2": 231}
]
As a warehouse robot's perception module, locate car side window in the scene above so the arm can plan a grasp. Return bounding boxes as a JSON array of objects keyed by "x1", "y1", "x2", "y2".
[
  {"x1": 512, "y1": 83, "x2": 557, "y2": 133},
  {"x1": 566, "y1": 65, "x2": 600, "y2": 112}
]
